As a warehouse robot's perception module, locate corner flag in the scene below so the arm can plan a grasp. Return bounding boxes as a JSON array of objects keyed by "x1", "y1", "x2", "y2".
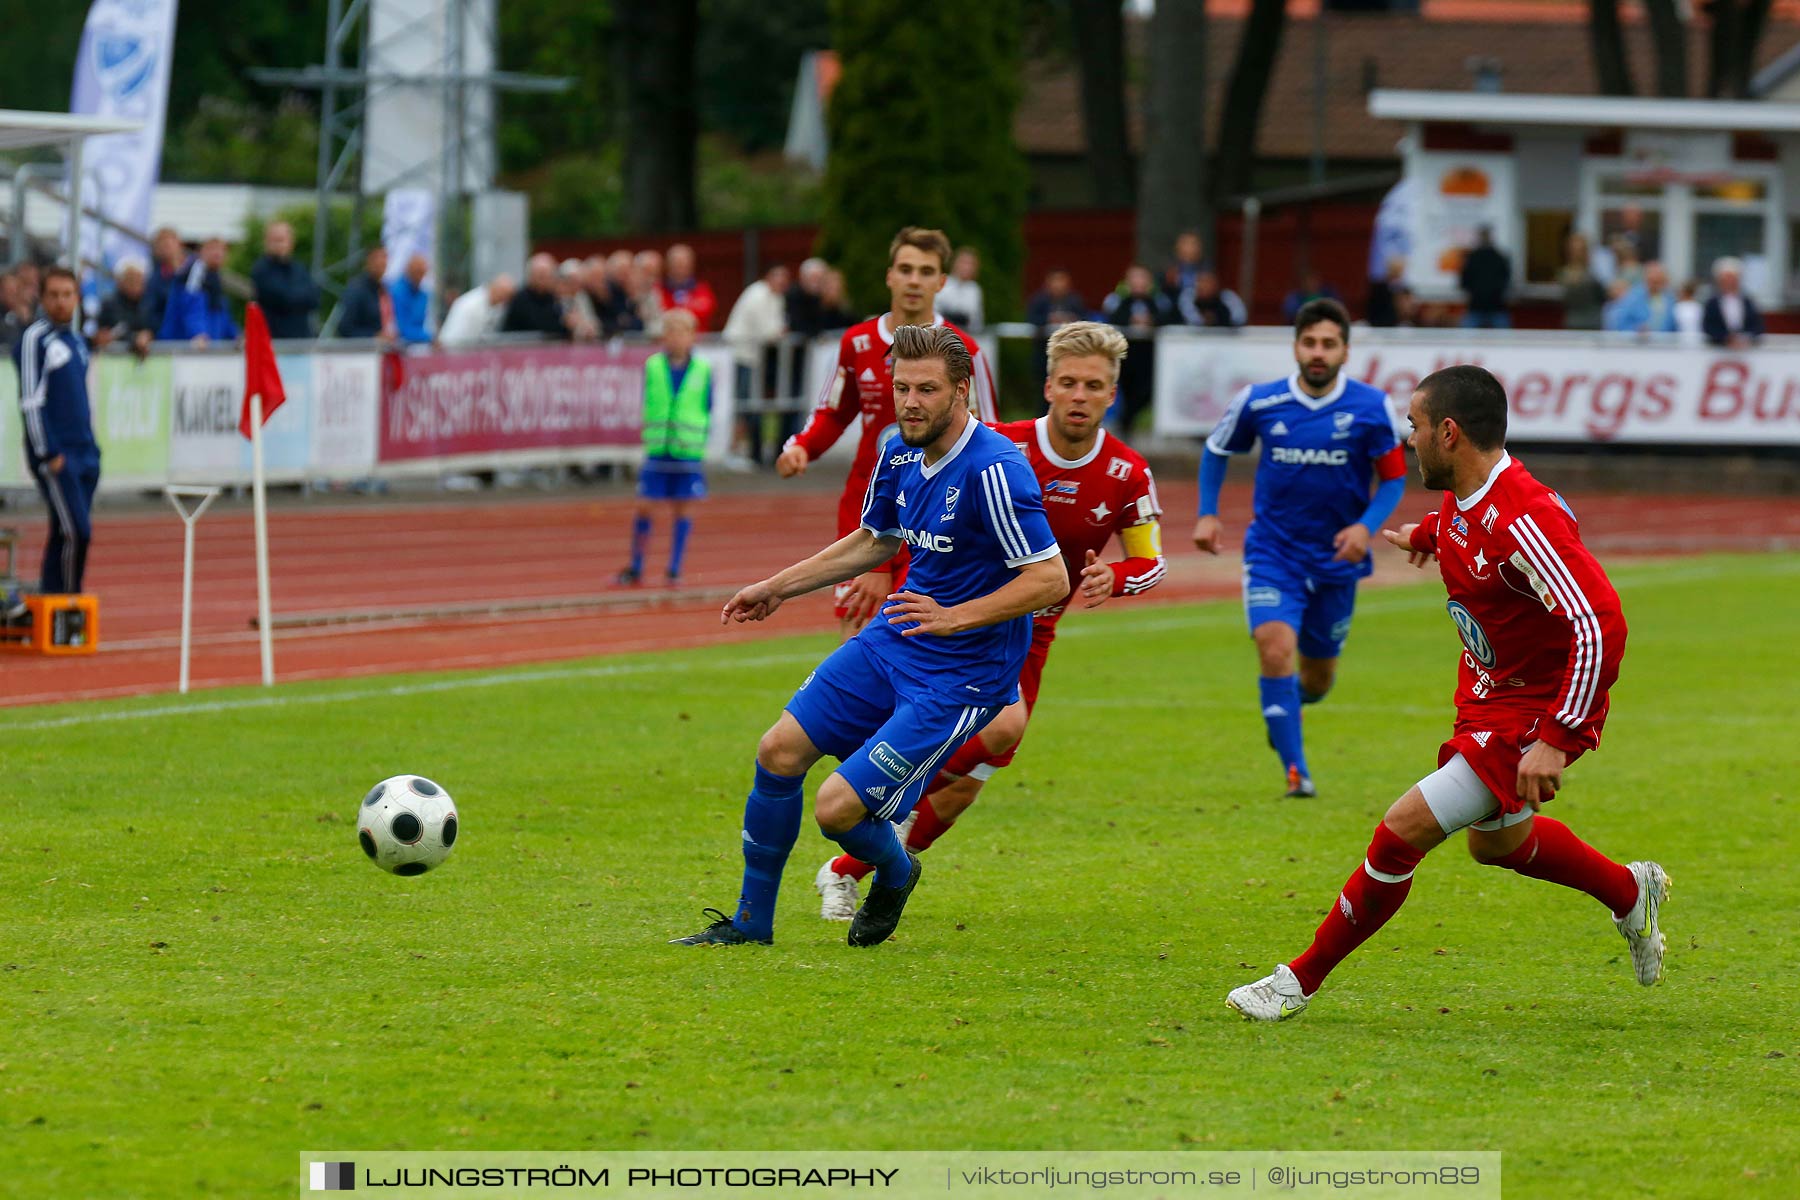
[{"x1": 239, "y1": 302, "x2": 287, "y2": 439}]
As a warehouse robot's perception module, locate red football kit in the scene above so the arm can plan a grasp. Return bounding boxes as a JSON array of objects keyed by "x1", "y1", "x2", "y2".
[
  {"x1": 957, "y1": 417, "x2": 1164, "y2": 771},
  {"x1": 785, "y1": 313, "x2": 996, "y2": 618},
  {"x1": 1408, "y1": 454, "x2": 1628, "y2": 812}
]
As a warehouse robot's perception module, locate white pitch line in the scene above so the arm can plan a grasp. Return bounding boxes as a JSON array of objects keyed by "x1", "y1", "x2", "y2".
[{"x1": 0, "y1": 650, "x2": 823, "y2": 732}]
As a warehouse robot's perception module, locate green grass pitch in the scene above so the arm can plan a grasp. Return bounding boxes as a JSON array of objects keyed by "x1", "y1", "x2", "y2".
[{"x1": 2, "y1": 554, "x2": 1796, "y2": 1198}]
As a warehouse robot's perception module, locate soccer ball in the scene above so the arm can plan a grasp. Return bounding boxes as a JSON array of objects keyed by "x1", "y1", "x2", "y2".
[{"x1": 357, "y1": 775, "x2": 459, "y2": 876}]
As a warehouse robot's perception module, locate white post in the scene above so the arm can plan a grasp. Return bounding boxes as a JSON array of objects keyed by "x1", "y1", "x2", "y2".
[
  {"x1": 164, "y1": 486, "x2": 220, "y2": 695},
  {"x1": 250, "y1": 392, "x2": 275, "y2": 686}
]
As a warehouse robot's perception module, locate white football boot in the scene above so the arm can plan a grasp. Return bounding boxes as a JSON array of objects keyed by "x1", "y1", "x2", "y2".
[
  {"x1": 1226, "y1": 963, "x2": 1311, "y2": 1021},
  {"x1": 815, "y1": 857, "x2": 860, "y2": 922},
  {"x1": 1613, "y1": 860, "x2": 1671, "y2": 986}
]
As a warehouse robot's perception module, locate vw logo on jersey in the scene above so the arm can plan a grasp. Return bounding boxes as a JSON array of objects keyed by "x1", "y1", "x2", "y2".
[{"x1": 1446, "y1": 600, "x2": 1495, "y2": 666}]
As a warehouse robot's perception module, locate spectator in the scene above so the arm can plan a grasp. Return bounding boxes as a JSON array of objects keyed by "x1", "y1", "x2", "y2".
[
  {"x1": 1185, "y1": 269, "x2": 1245, "y2": 328},
  {"x1": 557, "y1": 258, "x2": 601, "y2": 341},
  {"x1": 94, "y1": 259, "x2": 155, "y2": 356},
  {"x1": 618, "y1": 308, "x2": 712, "y2": 587},
  {"x1": 144, "y1": 227, "x2": 186, "y2": 333},
  {"x1": 1557, "y1": 232, "x2": 1608, "y2": 331},
  {"x1": 631, "y1": 250, "x2": 666, "y2": 336},
  {"x1": 1613, "y1": 203, "x2": 1659, "y2": 262},
  {"x1": 1672, "y1": 280, "x2": 1705, "y2": 345},
  {"x1": 159, "y1": 238, "x2": 239, "y2": 344},
  {"x1": 598, "y1": 250, "x2": 643, "y2": 334},
  {"x1": 1026, "y1": 268, "x2": 1087, "y2": 328},
  {"x1": 14, "y1": 261, "x2": 41, "y2": 314},
  {"x1": 1365, "y1": 256, "x2": 1409, "y2": 329},
  {"x1": 1702, "y1": 256, "x2": 1764, "y2": 348},
  {"x1": 1281, "y1": 270, "x2": 1341, "y2": 324},
  {"x1": 936, "y1": 246, "x2": 985, "y2": 331},
  {"x1": 1102, "y1": 264, "x2": 1177, "y2": 434},
  {"x1": 786, "y1": 256, "x2": 828, "y2": 339},
  {"x1": 1605, "y1": 260, "x2": 1678, "y2": 335},
  {"x1": 722, "y1": 262, "x2": 791, "y2": 465},
  {"x1": 438, "y1": 274, "x2": 516, "y2": 347},
  {"x1": 2, "y1": 270, "x2": 33, "y2": 352},
  {"x1": 1458, "y1": 226, "x2": 1512, "y2": 329},
  {"x1": 12, "y1": 267, "x2": 100, "y2": 596},
  {"x1": 502, "y1": 253, "x2": 574, "y2": 340},
  {"x1": 816, "y1": 268, "x2": 858, "y2": 332},
  {"x1": 389, "y1": 253, "x2": 434, "y2": 345},
  {"x1": 1161, "y1": 230, "x2": 1208, "y2": 307},
  {"x1": 337, "y1": 246, "x2": 396, "y2": 341},
  {"x1": 1606, "y1": 235, "x2": 1645, "y2": 291},
  {"x1": 659, "y1": 243, "x2": 717, "y2": 331},
  {"x1": 250, "y1": 220, "x2": 320, "y2": 339}
]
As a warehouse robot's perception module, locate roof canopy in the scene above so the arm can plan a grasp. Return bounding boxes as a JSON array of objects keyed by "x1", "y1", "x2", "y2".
[
  {"x1": 1369, "y1": 89, "x2": 1800, "y2": 133},
  {"x1": 0, "y1": 109, "x2": 142, "y2": 153}
]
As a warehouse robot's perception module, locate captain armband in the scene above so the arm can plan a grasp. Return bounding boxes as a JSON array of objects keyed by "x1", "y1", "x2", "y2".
[{"x1": 1121, "y1": 518, "x2": 1162, "y2": 561}]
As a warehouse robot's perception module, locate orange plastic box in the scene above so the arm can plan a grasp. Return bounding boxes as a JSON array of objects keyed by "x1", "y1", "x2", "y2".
[{"x1": 0, "y1": 594, "x2": 100, "y2": 655}]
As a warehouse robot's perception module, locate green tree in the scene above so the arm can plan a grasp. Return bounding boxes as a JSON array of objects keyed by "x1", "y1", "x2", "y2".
[
  {"x1": 817, "y1": 0, "x2": 1027, "y2": 318},
  {"x1": 498, "y1": 0, "x2": 615, "y2": 172},
  {"x1": 698, "y1": 0, "x2": 831, "y2": 154}
]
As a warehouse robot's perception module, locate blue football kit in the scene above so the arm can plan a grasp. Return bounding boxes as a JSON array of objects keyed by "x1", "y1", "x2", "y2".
[
  {"x1": 786, "y1": 416, "x2": 1060, "y2": 820},
  {"x1": 722, "y1": 416, "x2": 1059, "y2": 942},
  {"x1": 1199, "y1": 370, "x2": 1406, "y2": 789}
]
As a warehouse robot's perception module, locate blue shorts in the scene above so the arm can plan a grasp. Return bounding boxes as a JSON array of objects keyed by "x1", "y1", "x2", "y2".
[
  {"x1": 1242, "y1": 557, "x2": 1359, "y2": 660},
  {"x1": 638, "y1": 460, "x2": 706, "y2": 501},
  {"x1": 785, "y1": 637, "x2": 1002, "y2": 823}
]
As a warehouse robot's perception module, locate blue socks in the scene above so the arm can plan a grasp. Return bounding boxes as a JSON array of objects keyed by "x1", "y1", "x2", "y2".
[
  {"x1": 734, "y1": 763, "x2": 806, "y2": 940},
  {"x1": 1259, "y1": 675, "x2": 1310, "y2": 780},
  {"x1": 669, "y1": 516, "x2": 692, "y2": 579},
  {"x1": 830, "y1": 815, "x2": 911, "y2": 888},
  {"x1": 629, "y1": 515, "x2": 651, "y2": 577}
]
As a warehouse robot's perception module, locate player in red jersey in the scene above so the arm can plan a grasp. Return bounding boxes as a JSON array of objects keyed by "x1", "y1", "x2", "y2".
[
  {"x1": 815, "y1": 321, "x2": 1164, "y2": 918},
  {"x1": 776, "y1": 227, "x2": 997, "y2": 637},
  {"x1": 1228, "y1": 365, "x2": 1669, "y2": 1021}
]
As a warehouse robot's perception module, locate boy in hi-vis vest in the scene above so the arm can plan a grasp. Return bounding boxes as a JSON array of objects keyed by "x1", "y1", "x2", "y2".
[{"x1": 620, "y1": 308, "x2": 712, "y2": 586}]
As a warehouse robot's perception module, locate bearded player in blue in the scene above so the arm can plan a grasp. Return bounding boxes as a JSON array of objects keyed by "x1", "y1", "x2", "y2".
[
  {"x1": 1192, "y1": 299, "x2": 1408, "y2": 798},
  {"x1": 674, "y1": 325, "x2": 1067, "y2": 948}
]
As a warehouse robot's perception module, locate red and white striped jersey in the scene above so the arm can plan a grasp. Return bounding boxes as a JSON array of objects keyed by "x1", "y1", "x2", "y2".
[
  {"x1": 788, "y1": 312, "x2": 996, "y2": 535},
  {"x1": 992, "y1": 417, "x2": 1164, "y2": 622},
  {"x1": 1408, "y1": 455, "x2": 1628, "y2": 754}
]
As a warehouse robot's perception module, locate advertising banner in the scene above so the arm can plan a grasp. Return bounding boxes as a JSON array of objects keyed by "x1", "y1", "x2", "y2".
[
  {"x1": 1155, "y1": 330, "x2": 1800, "y2": 446},
  {"x1": 379, "y1": 343, "x2": 652, "y2": 462},
  {"x1": 90, "y1": 355, "x2": 171, "y2": 485},
  {"x1": 167, "y1": 354, "x2": 244, "y2": 479},
  {"x1": 311, "y1": 353, "x2": 381, "y2": 476}
]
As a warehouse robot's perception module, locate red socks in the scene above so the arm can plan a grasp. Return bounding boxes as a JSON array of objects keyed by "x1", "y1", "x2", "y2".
[
  {"x1": 905, "y1": 793, "x2": 954, "y2": 852},
  {"x1": 828, "y1": 795, "x2": 956, "y2": 883},
  {"x1": 1290, "y1": 823, "x2": 1424, "y2": 995},
  {"x1": 1488, "y1": 817, "x2": 1639, "y2": 918}
]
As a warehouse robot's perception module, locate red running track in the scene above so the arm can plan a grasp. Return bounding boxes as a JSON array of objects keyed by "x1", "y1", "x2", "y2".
[{"x1": 3, "y1": 479, "x2": 1797, "y2": 708}]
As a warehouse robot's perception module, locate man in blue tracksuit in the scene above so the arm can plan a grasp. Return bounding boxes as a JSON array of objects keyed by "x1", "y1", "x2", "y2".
[{"x1": 13, "y1": 267, "x2": 101, "y2": 594}]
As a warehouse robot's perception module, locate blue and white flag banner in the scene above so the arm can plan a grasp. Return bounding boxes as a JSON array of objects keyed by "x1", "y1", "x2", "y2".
[{"x1": 70, "y1": 0, "x2": 179, "y2": 272}]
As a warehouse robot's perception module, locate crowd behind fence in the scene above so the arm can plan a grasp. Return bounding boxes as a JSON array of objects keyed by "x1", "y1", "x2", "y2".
[{"x1": 4, "y1": 320, "x2": 1799, "y2": 505}]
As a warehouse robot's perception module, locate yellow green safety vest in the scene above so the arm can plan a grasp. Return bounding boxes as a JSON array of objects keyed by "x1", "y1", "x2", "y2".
[{"x1": 642, "y1": 352, "x2": 712, "y2": 461}]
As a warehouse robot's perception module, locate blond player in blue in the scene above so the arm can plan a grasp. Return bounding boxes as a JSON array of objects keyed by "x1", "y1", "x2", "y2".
[{"x1": 673, "y1": 325, "x2": 1066, "y2": 949}]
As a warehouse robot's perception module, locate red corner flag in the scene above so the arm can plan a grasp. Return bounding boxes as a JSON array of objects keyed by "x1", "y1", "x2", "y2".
[{"x1": 239, "y1": 302, "x2": 287, "y2": 440}]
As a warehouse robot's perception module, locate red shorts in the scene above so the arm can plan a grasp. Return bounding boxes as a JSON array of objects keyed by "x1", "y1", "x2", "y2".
[
  {"x1": 928, "y1": 619, "x2": 1057, "y2": 785},
  {"x1": 831, "y1": 483, "x2": 909, "y2": 621},
  {"x1": 1438, "y1": 711, "x2": 1587, "y2": 815}
]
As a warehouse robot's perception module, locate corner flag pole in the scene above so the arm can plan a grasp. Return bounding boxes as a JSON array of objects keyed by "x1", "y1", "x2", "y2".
[
  {"x1": 240, "y1": 301, "x2": 284, "y2": 688},
  {"x1": 250, "y1": 391, "x2": 274, "y2": 685}
]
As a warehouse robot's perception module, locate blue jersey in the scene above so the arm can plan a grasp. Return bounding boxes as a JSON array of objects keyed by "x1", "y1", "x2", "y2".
[
  {"x1": 12, "y1": 320, "x2": 96, "y2": 465},
  {"x1": 857, "y1": 417, "x2": 1060, "y2": 703},
  {"x1": 1207, "y1": 372, "x2": 1403, "y2": 582}
]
